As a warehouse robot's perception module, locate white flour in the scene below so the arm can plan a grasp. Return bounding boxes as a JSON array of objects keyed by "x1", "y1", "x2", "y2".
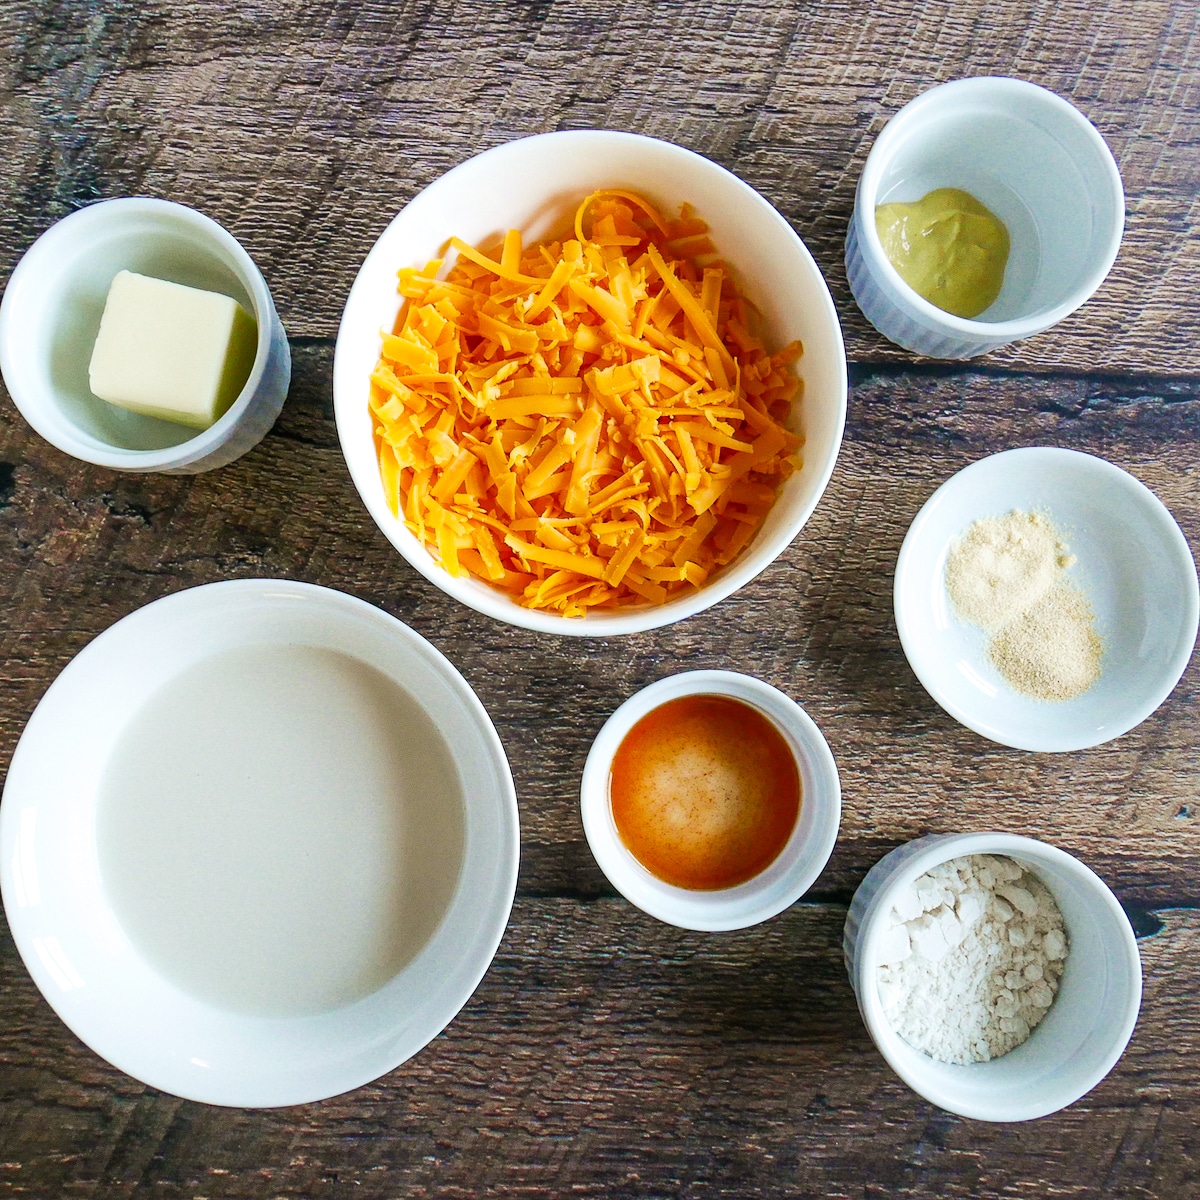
[{"x1": 875, "y1": 854, "x2": 1068, "y2": 1064}]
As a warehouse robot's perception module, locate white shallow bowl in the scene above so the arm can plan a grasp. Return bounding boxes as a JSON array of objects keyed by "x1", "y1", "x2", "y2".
[
  {"x1": 895, "y1": 447, "x2": 1199, "y2": 752},
  {"x1": 0, "y1": 198, "x2": 291, "y2": 473},
  {"x1": 334, "y1": 130, "x2": 847, "y2": 636},
  {"x1": 580, "y1": 671, "x2": 841, "y2": 931},
  {"x1": 0, "y1": 580, "x2": 519, "y2": 1107},
  {"x1": 846, "y1": 77, "x2": 1124, "y2": 359},
  {"x1": 844, "y1": 832, "x2": 1142, "y2": 1122}
]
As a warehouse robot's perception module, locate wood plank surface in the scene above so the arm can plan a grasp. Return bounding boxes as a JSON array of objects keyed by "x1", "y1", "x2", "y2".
[
  {"x1": 0, "y1": 1, "x2": 1198, "y2": 1198},
  {"x1": 2, "y1": 0, "x2": 1200, "y2": 373},
  {"x1": 1, "y1": 349, "x2": 1196, "y2": 1198},
  {"x1": 3, "y1": 901, "x2": 1200, "y2": 1199}
]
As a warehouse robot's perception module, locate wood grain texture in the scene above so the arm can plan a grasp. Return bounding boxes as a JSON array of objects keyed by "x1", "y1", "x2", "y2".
[
  {"x1": 2, "y1": 347, "x2": 1196, "y2": 908},
  {"x1": 1, "y1": 1, "x2": 1199, "y2": 1197},
  {"x1": 1, "y1": 345, "x2": 1198, "y2": 1197},
  {"x1": 2, "y1": 901, "x2": 1199, "y2": 1199},
  {"x1": 2, "y1": 1, "x2": 1200, "y2": 373}
]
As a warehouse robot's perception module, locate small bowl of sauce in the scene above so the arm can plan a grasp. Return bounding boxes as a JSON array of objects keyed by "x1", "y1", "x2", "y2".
[
  {"x1": 873, "y1": 187, "x2": 1010, "y2": 320},
  {"x1": 845, "y1": 77, "x2": 1124, "y2": 359},
  {"x1": 581, "y1": 671, "x2": 841, "y2": 931}
]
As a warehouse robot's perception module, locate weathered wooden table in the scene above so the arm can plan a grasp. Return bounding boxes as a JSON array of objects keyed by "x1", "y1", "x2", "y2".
[{"x1": 2, "y1": 2, "x2": 1198, "y2": 1197}]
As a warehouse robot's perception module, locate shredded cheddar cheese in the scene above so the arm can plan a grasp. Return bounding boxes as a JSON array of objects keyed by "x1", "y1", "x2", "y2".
[{"x1": 369, "y1": 190, "x2": 804, "y2": 616}]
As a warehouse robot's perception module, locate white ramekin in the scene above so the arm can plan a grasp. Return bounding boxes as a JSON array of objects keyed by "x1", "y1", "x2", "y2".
[
  {"x1": 844, "y1": 832, "x2": 1142, "y2": 1121},
  {"x1": 580, "y1": 670, "x2": 841, "y2": 931},
  {"x1": 0, "y1": 198, "x2": 291, "y2": 473},
  {"x1": 846, "y1": 77, "x2": 1125, "y2": 359}
]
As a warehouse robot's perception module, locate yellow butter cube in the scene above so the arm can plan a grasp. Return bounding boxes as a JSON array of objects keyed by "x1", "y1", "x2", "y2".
[{"x1": 88, "y1": 270, "x2": 258, "y2": 430}]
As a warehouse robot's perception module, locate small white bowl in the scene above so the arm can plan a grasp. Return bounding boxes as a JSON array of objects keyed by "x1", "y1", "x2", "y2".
[
  {"x1": 0, "y1": 198, "x2": 291, "y2": 473},
  {"x1": 334, "y1": 130, "x2": 847, "y2": 636},
  {"x1": 844, "y1": 832, "x2": 1142, "y2": 1122},
  {"x1": 580, "y1": 670, "x2": 841, "y2": 931},
  {"x1": 895, "y1": 447, "x2": 1199, "y2": 752},
  {"x1": 846, "y1": 77, "x2": 1124, "y2": 359},
  {"x1": 0, "y1": 580, "x2": 519, "y2": 1107}
]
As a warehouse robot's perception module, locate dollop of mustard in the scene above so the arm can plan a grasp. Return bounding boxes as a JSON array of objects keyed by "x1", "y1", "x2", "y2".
[{"x1": 874, "y1": 187, "x2": 1010, "y2": 319}]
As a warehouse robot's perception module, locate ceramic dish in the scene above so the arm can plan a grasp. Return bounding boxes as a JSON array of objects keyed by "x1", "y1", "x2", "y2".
[
  {"x1": 0, "y1": 198, "x2": 291, "y2": 473},
  {"x1": 844, "y1": 832, "x2": 1142, "y2": 1121},
  {"x1": 894, "y1": 446, "x2": 1199, "y2": 752},
  {"x1": 334, "y1": 129, "x2": 847, "y2": 636},
  {"x1": 846, "y1": 77, "x2": 1124, "y2": 359},
  {"x1": 580, "y1": 670, "x2": 841, "y2": 930},
  {"x1": 0, "y1": 580, "x2": 519, "y2": 1107}
]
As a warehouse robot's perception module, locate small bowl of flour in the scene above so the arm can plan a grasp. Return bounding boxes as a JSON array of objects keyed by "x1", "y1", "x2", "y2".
[
  {"x1": 844, "y1": 832, "x2": 1142, "y2": 1122},
  {"x1": 894, "y1": 446, "x2": 1198, "y2": 751},
  {"x1": 876, "y1": 852, "x2": 1069, "y2": 1066}
]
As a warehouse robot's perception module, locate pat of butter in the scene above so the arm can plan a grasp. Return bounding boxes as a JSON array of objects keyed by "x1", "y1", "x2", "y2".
[{"x1": 88, "y1": 270, "x2": 258, "y2": 430}]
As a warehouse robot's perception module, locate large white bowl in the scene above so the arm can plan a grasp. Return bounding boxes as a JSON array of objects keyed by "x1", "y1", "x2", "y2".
[
  {"x1": 844, "y1": 832, "x2": 1142, "y2": 1122},
  {"x1": 334, "y1": 131, "x2": 847, "y2": 636},
  {"x1": 895, "y1": 447, "x2": 1199, "y2": 751},
  {"x1": 580, "y1": 670, "x2": 841, "y2": 930},
  {"x1": 0, "y1": 580, "x2": 519, "y2": 1107}
]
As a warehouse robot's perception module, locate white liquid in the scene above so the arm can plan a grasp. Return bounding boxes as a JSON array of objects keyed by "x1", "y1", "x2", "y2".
[{"x1": 98, "y1": 644, "x2": 465, "y2": 1017}]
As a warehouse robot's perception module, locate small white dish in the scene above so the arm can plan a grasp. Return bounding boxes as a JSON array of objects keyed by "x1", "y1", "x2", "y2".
[
  {"x1": 334, "y1": 130, "x2": 847, "y2": 636},
  {"x1": 844, "y1": 832, "x2": 1142, "y2": 1122},
  {"x1": 846, "y1": 77, "x2": 1124, "y2": 358},
  {"x1": 0, "y1": 580, "x2": 519, "y2": 1107},
  {"x1": 580, "y1": 670, "x2": 841, "y2": 931},
  {"x1": 0, "y1": 198, "x2": 291, "y2": 473},
  {"x1": 895, "y1": 447, "x2": 1199, "y2": 752}
]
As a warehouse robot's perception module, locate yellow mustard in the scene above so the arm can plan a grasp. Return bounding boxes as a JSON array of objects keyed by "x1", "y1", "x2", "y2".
[{"x1": 874, "y1": 187, "x2": 1010, "y2": 319}]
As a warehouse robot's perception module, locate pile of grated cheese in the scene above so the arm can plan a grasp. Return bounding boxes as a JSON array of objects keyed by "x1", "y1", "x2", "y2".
[{"x1": 369, "y1": 190, "x2": 804, "y2": 616}]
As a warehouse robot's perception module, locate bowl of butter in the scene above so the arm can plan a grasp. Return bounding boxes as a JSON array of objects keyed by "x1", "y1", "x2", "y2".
[
  {"x1": 0, "y1": 197, "x2": 291, "y2": 473},
  {"x1": 845, "y1": 77, "x2": 1125, "y2": 359}
]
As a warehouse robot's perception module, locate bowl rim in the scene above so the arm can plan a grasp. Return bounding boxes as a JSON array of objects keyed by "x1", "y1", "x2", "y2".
[
  {"x1": 0, "y1": 578, "x2": 520, "y2": 1106},
  {"x1": 847, "y1": 831, "x2": 1143, "y2": 1122},
  {"x1": 579, "y1": 669, "x2": 841, "y2": 930},
  {"x1": 0, "y1": 196, "x2": 278, "y2": 472},
  {"x1": 893, "y1": 445, "x2": 1200, "y2": 752},
  {"x1": 855, "y1": 76, "x2": 1126, "y2": 339},
  {"x1": 332, "y1": 129, "x2": 848, "y2": 637}
]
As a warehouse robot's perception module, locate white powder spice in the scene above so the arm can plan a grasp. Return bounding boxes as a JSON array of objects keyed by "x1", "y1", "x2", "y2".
[
  {"x1": 990, "y1": 585, "x2": 1103, "y2": 702},
  {"x1": 945, "y1": 509, "x2": 1102, "y2": 702},
  {"x1": 876, "y1": 854, "x2": 1068, "y2": 1064},
  {"x1": 945, "y1": 510, "x2": 1069, "y2": 628}
]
